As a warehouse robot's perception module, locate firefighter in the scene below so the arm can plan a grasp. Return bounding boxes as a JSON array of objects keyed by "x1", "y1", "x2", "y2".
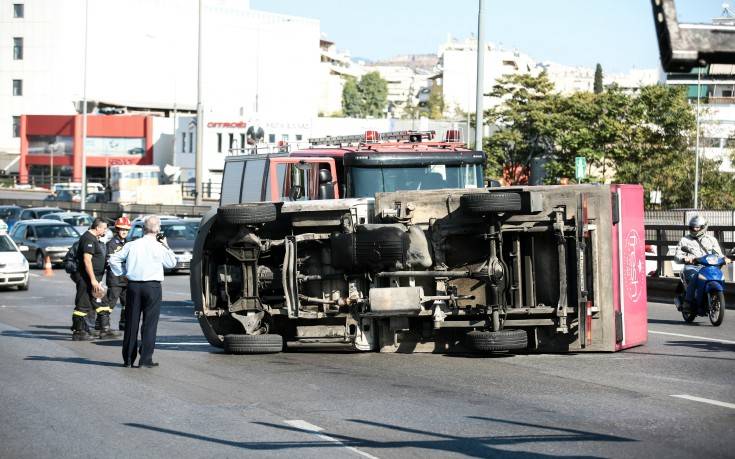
[{"x1": 106, "y1": 216, "x2": 131, "y2": 331}]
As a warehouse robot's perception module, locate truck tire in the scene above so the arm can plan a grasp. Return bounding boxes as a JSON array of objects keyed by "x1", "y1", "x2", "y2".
[
  {"x1": 460, "y1": 192, "x2": 522, "y2": 213},
  {"x1": 218, "y1": 203, "x2": 277, "y2": 225},
  {"x1": 465, "y1": 329, "x2": 528, "y2": 352},
  {"x1": 223, "y1": 334, "x2": 283, "y2": 354}
]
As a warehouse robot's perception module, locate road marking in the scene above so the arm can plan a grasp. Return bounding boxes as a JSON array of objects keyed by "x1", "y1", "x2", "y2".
[
  {"x1": 649, "y1": 330, "x2": 735, "y2": 345},
  {"x1": 670, "y1": 395, "x2": 735, "y2": 410},
  {"x1": 284, "y1": 420, "x2": 379, "y2": 459},
  {"x1": 157, "y1": 342, "x2": 210, "y2": 346}
]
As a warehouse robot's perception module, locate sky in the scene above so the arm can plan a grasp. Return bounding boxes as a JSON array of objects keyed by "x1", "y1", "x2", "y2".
[{"x1": 250, "y1": 0, "x2": 726, "y2": 73}]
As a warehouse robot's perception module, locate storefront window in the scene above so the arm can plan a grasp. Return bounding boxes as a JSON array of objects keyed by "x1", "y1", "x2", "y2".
[
  {"x1": 28, "y1": 136, "x2": 73, "y2": 155},
  {"x1": 84, "y1": 137, "x2": 145, "y2": 156}
]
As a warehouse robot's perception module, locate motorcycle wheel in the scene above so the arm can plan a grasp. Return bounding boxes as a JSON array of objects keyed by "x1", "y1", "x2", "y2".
[{"x1": 708, "y1": 291, "x2": 725, "y2": 327}]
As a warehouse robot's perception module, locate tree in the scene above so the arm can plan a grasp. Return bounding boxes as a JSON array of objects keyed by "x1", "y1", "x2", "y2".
[
  {"x1": 358, "y1": 71, "x2": 388, "y2": 118},
  {"x1": 427, "y1": 85, "x2": 445, "y2": 120},
  {"x1": 593, "y1": 63, "x2": 604, "y2": 94},
  {"x1": 341, "y1": 77, "x2": 362, "y2": 118},
  {"x1": 483, "y1": 72, "x2": 558, "y2": 184}
]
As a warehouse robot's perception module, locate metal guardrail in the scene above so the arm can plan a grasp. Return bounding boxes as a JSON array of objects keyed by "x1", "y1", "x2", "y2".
[{"x1": 644, "y1": 224, "x2": 735, "y2": 278}]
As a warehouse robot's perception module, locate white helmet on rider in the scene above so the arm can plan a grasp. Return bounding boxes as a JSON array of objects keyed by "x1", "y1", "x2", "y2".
[{"x1": 688, "y1": 215, "x2": 708, "y2": 239}]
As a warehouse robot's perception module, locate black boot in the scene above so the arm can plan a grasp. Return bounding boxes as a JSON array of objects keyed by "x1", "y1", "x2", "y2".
[
  {"x1": 72, "y1": 316, "x2": 94, "y2": 341},
  {"x1": 99, "y1": 312, "x2": 120, "y2": 339}
]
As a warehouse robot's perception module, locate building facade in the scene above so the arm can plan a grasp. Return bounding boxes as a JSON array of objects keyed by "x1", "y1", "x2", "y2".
[{"x1": 1, "y1": 0, "x2": 320, "y2": 181}]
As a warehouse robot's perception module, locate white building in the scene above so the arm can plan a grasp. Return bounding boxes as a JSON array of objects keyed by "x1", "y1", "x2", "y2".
[
  {"x1": 0, "y1": 0, "x2": 320, "y2": 180},
  {"x1": 363, "y1": 64, "x2": 430, "y2": 119},
  {"x1": 436, "y1": 35, "x2": 659, "y2": 117},
  {"x1": 318, "y1": 37, "x2": 363, "y2": 116}
]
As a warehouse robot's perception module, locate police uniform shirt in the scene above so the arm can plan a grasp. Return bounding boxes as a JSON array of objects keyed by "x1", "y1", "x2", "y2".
[{"x1": 78, "y1": 230, "x2": 106, "y2": 276}]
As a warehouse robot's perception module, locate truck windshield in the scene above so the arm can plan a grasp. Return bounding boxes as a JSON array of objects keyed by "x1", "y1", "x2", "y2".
[{"x1": 350, "y1": 164, "x2": 484, "y2": 198}]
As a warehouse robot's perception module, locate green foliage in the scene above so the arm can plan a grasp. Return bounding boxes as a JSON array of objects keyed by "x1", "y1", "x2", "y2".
[
  {"x1": 594, "y1": 63, "x2": 604, "y2": 94},
  {"x1": 427, "y1": 86, "x2": 445, "y2": 120},
  {"x1": 341, "y1": 72, "x2": 389, "y2": 118},
  {"x1": 483, "y1": 72, "x2": 558, "y2": 180},
  {"x1": 483, "y1": 74, "x2": 735, "y2": 208},
  {"x1": 341, "y1": 77, "x2": 362, "y2": 117},
  {"x1": 358, "y1": 72, "x2": 388, "y2": 118}
]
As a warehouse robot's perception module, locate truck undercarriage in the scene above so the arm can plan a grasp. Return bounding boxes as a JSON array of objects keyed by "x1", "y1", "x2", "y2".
[{"x1": 191, "y1": 184, "x2": 640, "y2": 354}]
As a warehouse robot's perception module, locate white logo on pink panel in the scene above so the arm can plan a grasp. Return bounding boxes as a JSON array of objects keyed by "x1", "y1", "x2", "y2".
[{"x1": 624, "y1": 229, "x2": 644, "y2": 303}]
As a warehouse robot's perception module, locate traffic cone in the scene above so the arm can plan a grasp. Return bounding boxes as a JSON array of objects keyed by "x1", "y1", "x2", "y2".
[{"x1": 43, "y1": 255, "x2": 54, "y2": 277}]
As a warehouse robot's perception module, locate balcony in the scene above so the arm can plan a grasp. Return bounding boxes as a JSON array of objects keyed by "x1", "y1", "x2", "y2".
[{"x1": 708, "y1": 96, "x2": 735, "y2": 105}]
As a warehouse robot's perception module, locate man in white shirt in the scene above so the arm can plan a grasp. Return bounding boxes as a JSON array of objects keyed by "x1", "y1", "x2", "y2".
[{"x1": 109, "y1": 215, "x2": 177, "y2": 368}]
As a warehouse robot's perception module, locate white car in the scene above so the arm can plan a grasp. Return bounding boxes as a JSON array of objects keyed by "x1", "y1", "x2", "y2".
[{"x1": 0, "y1": 221, "x2": 30, "y2": 290}]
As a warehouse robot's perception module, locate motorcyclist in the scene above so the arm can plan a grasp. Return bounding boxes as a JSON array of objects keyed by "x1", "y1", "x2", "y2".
[
  {"x1": 106, "y1": 216, "x2": 131, "y2": 331},
  {"x1": 674, "y1": 215, "x2": 731, "y2": 311}
]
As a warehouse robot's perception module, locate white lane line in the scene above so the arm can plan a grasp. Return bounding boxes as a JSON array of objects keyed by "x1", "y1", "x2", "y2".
[
  {"x1": 649, "y1": 330, "x2": 735, "y2": 345},
  {"x1": 284, "y1": 420, "x2": 379, "y2": 459},
  {"x1": 670, "y1": 395, "x2": 735, "y2": 410},
  {"x1": 156, "y1": 342, "x2": 210, "y2": 346}
]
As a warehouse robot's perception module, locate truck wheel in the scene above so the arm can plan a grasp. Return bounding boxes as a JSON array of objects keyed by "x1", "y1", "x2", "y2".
[
  {"x1": 465, "y1": 329, "x2": 528, "y2": 352},
  {"x1": 218, "y1": 203, "x2": 277, "y2": 225},
  {"x1": 460, "y1": 192, "x2": 522, "y2": 213},
  {"x1": 223, "y1": 334, "x2": 283, "y2": 354}
]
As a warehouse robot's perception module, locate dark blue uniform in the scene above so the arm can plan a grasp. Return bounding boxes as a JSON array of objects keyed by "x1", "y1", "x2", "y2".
[{"x1": 106, "y1": 234, "x2": 128, "y2": 330}]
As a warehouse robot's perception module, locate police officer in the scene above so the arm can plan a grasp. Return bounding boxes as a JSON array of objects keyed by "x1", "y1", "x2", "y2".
[
  {"x1": 110, "y1": 215, "x2": 176, "y2": 368},
  {"x1": 106, "y1": 216, "x2": 131, "y2": 331},
  {"x1": 71, "y1": 218, "x2": 108, "y2": 341}
]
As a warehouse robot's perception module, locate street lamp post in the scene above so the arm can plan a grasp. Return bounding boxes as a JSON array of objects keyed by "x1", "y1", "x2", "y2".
[
  {"x1": 80, "y1": 0, "x2": 89, "y2": 210},
  {"x1": 194, "y1": 0, "x2": 204, "y2": 206},
  {"x1": 694, "y1": 67, "x2": 702, "y2": 210},
  {"x1": 474, "y1": 0, "x2": 486, "y2": 152}
]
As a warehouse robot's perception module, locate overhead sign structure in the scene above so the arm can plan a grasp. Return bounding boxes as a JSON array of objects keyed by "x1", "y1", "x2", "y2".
[{"x1": 575, "y1": 156, "x2": 587, "y2": 180}]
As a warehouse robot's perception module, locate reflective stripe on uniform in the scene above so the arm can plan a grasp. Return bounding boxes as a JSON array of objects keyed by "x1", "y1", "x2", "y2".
[
  {"x1": 95, "y1": 306, "x2": 112, "y2": 313},
  {"x1": 73, "y1": 310, "x2": 87, "y2": 317}
]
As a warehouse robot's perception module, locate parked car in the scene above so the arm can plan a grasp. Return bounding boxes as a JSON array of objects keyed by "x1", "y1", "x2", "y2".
[
  {"x1": 10, "y1": 220, "x2": 80, "y2": 269},
  {"x1": 52, "y1": 182, "x2": 105, "y2": 194},
  {"x1": 86, "y1": 192, "x2": 109, "y2": 203},
  {"x1": 128, "y1": 217, "x2": 199, "y2": 272},
  {"x1": 0, "y1": 220, "x2": 29, "y2": 290},
  {"x1": 0, "y1": 205, "x2": 23, "y2": 230},
  {"x1": 19, "y1": 207, "x2": 64, "y2": 221},
  {"x1": 42, "y1": 212, "x2": 93, "y2": 235}
]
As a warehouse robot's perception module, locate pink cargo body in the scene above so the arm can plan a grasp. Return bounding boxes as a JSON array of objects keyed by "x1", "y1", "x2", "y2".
[{"x1": 610, "y1": 184, "x2": 649, "y2": 350}]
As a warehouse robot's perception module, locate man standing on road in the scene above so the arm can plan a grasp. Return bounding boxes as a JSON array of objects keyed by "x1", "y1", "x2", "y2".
[
  {"x1": 71, "y1": 218, "x2": 109, "y2": 341},
  {"x1": 106, "y1": 217, "x2": 131, "y2": 331},
  {"x1": 109, "y1": 215, "x2": 176, "y2": 368}
]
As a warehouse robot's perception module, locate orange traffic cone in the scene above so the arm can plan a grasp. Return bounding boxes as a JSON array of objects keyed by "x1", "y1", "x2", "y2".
[{"x1": 43, "y1": 255, "x2": 54, "y2": 277}]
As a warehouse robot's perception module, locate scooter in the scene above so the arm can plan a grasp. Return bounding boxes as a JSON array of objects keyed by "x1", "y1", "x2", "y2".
[{"x1": 674, "y1": 253, "x2": 728, "y2": 326}]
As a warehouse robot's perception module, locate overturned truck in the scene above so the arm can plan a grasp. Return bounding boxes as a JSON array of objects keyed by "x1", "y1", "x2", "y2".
[{"x1": 191, "y1": 131, "x2": 647, "y2": 354}]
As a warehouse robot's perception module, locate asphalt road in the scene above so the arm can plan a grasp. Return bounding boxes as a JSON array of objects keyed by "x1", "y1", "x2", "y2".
[{"x1": 0, "y1": 271, "x2": 733, "y2": 459}]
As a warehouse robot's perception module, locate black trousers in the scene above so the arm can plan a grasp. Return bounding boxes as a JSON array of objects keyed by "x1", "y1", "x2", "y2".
[
  {"x1": 122, "y1": 281, "x2": 162, "y2": 365},
  {"x1": 74, "y1": 273, "x2": 105, "y2": 331},
  {"x1": 107, "y1": 282, "x2": 127, "y2": 325}
]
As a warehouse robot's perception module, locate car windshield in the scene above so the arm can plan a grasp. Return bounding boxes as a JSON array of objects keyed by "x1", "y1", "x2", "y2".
[
  {"x1": 0, "y1": 208, "x2": 20, "y2": 219},
  {"x1": 0, "y1": 235, "x2": 16, "y2": 252},
  {"x1": 34, "y1": 225, "x2": 78, "y2": 238},
  {"x1": 62, "y1": 215, "x2": 92, "y2": 227},
  {"x1": 350, "y1": 164, "x2": 484, "y2": 198},
  {"x1": 162, "y1": 222, "x2": 199, "y2": 240},
  {"x1": 36, "y1": 209, "x2": 61, "y2": 218}
]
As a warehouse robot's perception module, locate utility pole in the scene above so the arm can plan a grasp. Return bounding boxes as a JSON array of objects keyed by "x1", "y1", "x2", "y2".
[
  {"x1": 194, "y1": 0, "x2": 204, "y2": 205},
  {"x1": 474, "y1": 0, "x2": 486, "y2": 152},
  {"x1": 80, "y1": 0, "x2": 89, "y2": 210},
  {"x1": 694, "y1": 67, "x2": 702, "y2": 210}
]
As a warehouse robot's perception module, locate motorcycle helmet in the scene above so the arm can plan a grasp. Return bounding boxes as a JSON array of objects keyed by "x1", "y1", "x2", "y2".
[{"x1": 688, "y1": 215, "x2": 708, "y2": 239}]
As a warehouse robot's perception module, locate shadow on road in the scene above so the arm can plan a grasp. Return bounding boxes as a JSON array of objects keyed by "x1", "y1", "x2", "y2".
[
  {"x1": 648, "y1": 318, "x2": 703, "y2": 326},
  {"x1": 24, "y1": 355, "x2": 123, "y2": 367},
  {"x1": 1, "y1": 329, "x2": 71, "y2": 341},
  {"x1": 664, "y1": 340, "x2": 735, "y2": 353},
  {"x1": 124, "y1": 414, "x2": 634, "y2": 458}
]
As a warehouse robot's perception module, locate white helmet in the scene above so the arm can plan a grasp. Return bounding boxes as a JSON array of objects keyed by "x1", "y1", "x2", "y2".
[{"x1": 688, "y1": 215, "x2": 708, "y2": 239}]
